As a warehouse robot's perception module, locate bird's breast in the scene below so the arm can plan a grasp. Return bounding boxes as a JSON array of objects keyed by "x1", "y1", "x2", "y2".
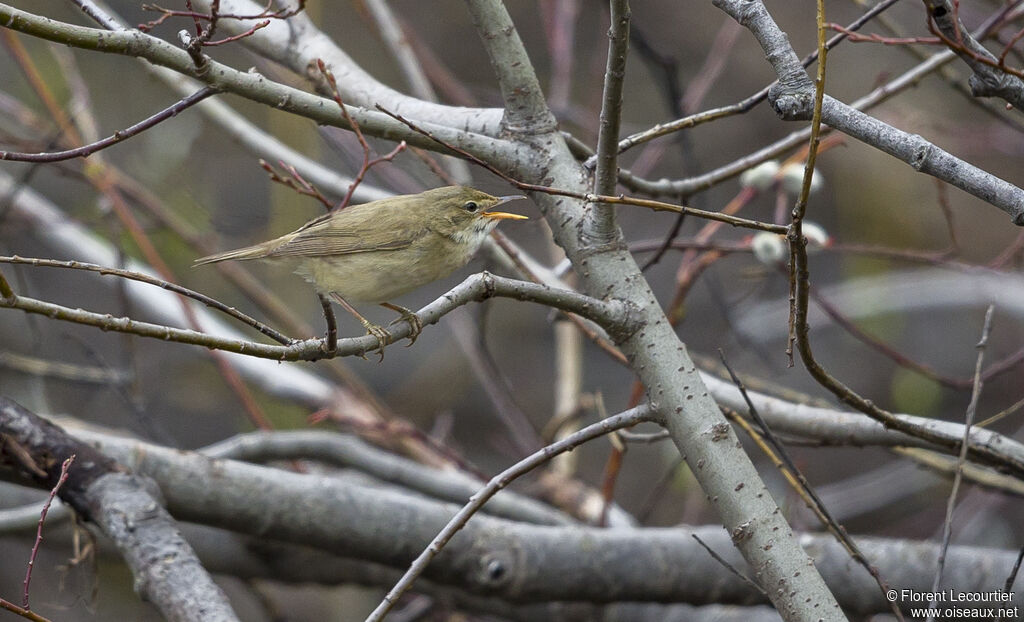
[{"x1": 294, "y1": 235, "x2": 476, "y2": 302}]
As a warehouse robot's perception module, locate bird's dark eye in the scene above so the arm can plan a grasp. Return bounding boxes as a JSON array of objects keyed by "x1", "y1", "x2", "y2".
[{"x1": 463, "y1": 201, "x2": 479, "y2": 212}]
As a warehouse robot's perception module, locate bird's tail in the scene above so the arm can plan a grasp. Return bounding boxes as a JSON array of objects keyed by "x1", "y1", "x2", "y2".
[{"x1": 193, "y1": 242, "x2": 274, "y2": 266}]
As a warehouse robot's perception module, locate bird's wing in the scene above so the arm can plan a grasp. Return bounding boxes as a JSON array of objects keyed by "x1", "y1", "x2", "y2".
[{"x1": 265, "y1": 214, "x2": 421, "y2": 258}]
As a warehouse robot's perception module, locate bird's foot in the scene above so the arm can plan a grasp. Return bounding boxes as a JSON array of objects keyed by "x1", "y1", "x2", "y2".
[
  {"x1": 382, "y1": 303, "x2": 422, "y2": 347},
  {"x1": 359, "y1": 319, "x2": 390, "y2": 362}
]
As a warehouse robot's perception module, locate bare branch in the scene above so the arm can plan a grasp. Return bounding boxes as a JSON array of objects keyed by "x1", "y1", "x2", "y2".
[
  {"x1": 0, "y1": 398, "x2": 239, "y2": 622},
  {"x1": 367, "y1": 404, "x2": 655, "y2": 621},
  {"x1": 0, "y1": 271, "x2": 638, "y2": 362},
  {"x1": 585, "y1": 0, "x2": 631, "y2": 243},
  {"x1": 0, "y1": 3, "x2": 510, "y2": 159},
  {"x1": 462, "y1": 0, "x2": 557, "y2": 132}
]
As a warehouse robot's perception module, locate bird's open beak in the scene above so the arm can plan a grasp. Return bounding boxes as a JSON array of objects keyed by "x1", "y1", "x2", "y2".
[{"x1": 484, "y1": 195, "x2": 529, "y2": 220}]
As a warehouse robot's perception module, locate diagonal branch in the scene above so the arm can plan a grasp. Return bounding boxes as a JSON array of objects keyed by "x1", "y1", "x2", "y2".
[
  {"x1": 367, "y1": 403, "x2": 656, "y2": 621},
  {"x1": 181, "y1": 0, "x2": 504, "y2": 135},
  {"x1": 0, "y1": 3, "x2": 510, "y2": 159},
  {"x1": 585, "y1": 0, "x2": 631, "y2": 245},
  {"x1": 462, "y1": 0, "x2": 557, "y2": 133},
  {"x1": 922, "y1": 0, "x2": 1024, "y2": 109},
  {"x1": 0, "y1": 87, "x2": 216, "y2": 162},
  {"x1": 712, "y1": 0, "x2": 1024, "y2": 224}
]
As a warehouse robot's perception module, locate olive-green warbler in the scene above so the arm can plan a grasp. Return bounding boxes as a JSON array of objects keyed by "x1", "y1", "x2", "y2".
[{"x1": 195, "y1": 186, "x2": 527, "y2": 352}]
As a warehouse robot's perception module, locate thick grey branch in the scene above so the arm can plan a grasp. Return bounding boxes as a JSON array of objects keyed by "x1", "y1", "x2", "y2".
[
  {"x1": 513, "y1": 130, "x2": 842, "y2": 619},
  {"x1": 186, "y1": 0, "x2": 505, "y2": 135},
  {"x1": 585, "y1": 0, "x2": 631, "y2": 244},
  {"x1": 822, "y1": 96, "x2": 1024, "y2": 224},
  {"x1": 462, "y1": 0, "x2": 558, "y2": 133},
  {"x1": 203, "y1": 430, "x2": 574, "y2": 526},
  {"x1": 51, "y1": 424, "x2": 1024, "y2": 614},
  {"x1": 0, "y1": 398, "x2": 238, "y2": 622},
  {"x1": 922, "y1": 0, "x2": 1024, "y2": 110},
  {"x1": 713, "y1": 0, "x2": 1024, "y2": 224},
  {"x1": 0, "y1": 3, "x2": 509, "y2": 158}
]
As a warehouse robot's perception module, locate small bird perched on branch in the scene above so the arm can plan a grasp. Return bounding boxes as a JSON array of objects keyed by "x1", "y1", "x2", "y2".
[{"x1": 195, "y1": 186, "x2": 528, "y2": 356}]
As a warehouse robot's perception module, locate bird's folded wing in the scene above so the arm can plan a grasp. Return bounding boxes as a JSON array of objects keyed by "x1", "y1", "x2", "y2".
[{"x1": 266, "y1": 219, "x2": 420, "y2": 257}]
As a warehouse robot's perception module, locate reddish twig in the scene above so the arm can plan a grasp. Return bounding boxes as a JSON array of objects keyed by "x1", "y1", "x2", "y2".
[
  {"x1": 204, "y1": 20, "x2": 270, "y2": 46},
  {"x1": 0, "y1": 88, "x2": 216, "y2": 163},
  {"x1": 826, "y1": 23, "x2": 939, "y2": 45},
  {"x1": 316, "y1": 59, "x2": 407, "y2": 210},
  {"x1": 926, "y1": 9, "x2": 1024, "y2": 80},
  {"x1": 23, "y1": 455, "x2": 75, "y2": 610},
  {"x1": 376, "y1": 105, "x2": 787, "y2": 233},
  {"x1": 260, "y1": 159, "x2": 333, "y2": 210},
  {"x1": 0, "y1": 598, "x2": 52, "y2": 622},
  {"x1": 139, "y1": 0, "x2": 305, "y2": 30}
]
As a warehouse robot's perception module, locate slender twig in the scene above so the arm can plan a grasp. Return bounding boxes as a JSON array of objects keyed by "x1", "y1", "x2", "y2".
[
  {"x1": 259, "y1": 159, "x2": 333, "y2": 210},
  {"x1": 592, "y1": 0, "x2": 902, "y2": 163},
  {"x1": 976, "y1": 395, "x2": 1024, "y2": 429},
  {"x1": 140, "y1": 0, "x2": 305, "y2": 26},
  {"x1": 0, "y1": 272, "x2": 637, "y2": 362},
  {"x1": 1004, "y1": 546, "x2": 1024, "y2": 594},
  {"x1": 785, "y1": 0, "x2": 829, "y2": 363},
  {"x1": 0, "y1": 256, "x2": 292, "y2": 345},
  {"x1": 316, "y1": 59, "x2": 408, "y2": 210},
  {"x1": 928, "y1": 305, "x2": 995, "y2": 607},
  {"x1": 0, "y1": 598, "x2": 53, "y2": 622},
  {"x1": 366, "y1": 404, "x2": 655, "y2": 622},
  {"x1": 719, "y1": 352, "x2": 904, "y2": 621},
  {"x1": 375, "y1": 106, "x2": 787, "y2": 234},
  {"x1": 0, "y1": 88, "x2": 217, "y2": 162},
  {"x1": 691, "y1": 534, "x2": 768, "y2": 598},
  {"x1": 22, "y1": 455, "x2": 74, "y2": 610}
]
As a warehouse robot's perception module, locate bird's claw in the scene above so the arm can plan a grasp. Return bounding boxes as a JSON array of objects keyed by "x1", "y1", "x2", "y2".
[
  {"x1": 387, "y1": 307, "x2": 422, "y2": 347},
  {"x1": 361, "y1": 323, "x2": 390, "y2": 362}
]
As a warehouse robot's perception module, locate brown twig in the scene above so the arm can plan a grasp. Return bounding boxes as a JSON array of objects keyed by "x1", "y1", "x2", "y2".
[
  {"x1": 785, "y1": 11, "x2": 1024, "y2": 476},
  {"x1": 929, "y1": 306, "x2": 995, "y2": 603},
  {"x1": 0, "y1": 256, "x2": 292, "y2": 345},
  {"x1": 204, "y1": 20, "x2": 270, "y2": 46},
  {"x1": 140, "y1": 0, "x2": 305, "y2": 29},
  {"x1": 22, "y1": 455, "x2": 75, "y2": 610},
  {"x1": 826, "y1": 23, "x2": 939, "y2": 46},
  {"x1": 0, "y1": 88, "x2": 217, "y2": 162},
  {"x1": 719, "y1": 352, "x2": 904, "y2": 621},
  {"x1": 0, "y1": 598, "x2": 53, "y2": 622},
  {"x1": 260, "y1": 159, "x2": 333, "y2": 210},
  {"x1": 316, "y1": 59, "x2": 407, "y2": 210},
  {"x1": 375, "y1": 106, "x2": 788, "y2": 234},
  {"x1": 691, "y1": 533, "x2": 768, "y2": 598}
]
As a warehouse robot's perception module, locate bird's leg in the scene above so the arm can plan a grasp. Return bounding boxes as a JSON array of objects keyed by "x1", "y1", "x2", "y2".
[
  {"x1": 380, "y1": 302, "x2": 422, "y2": 347},
  {"x1": 330, "y1": 293, "x2": 389, "y2": 361}
]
